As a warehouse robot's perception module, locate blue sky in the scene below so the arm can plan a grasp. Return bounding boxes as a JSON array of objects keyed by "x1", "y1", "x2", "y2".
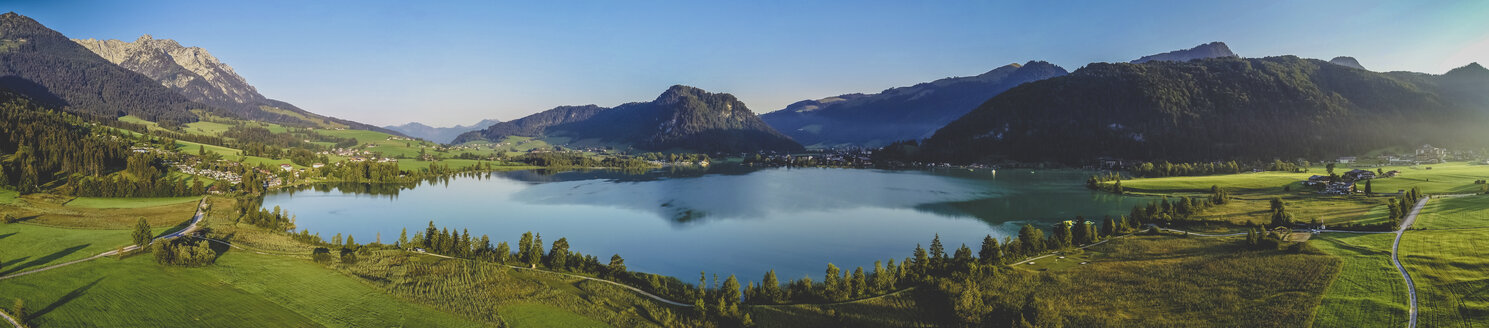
[{"x1": 7, "y1": 0, "x2": 1489, "y2": 126}]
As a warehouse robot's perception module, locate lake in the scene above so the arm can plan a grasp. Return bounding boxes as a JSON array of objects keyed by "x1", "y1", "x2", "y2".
[{"x1": 261, "y1": 167, "x2": 1151, "y2": 281}]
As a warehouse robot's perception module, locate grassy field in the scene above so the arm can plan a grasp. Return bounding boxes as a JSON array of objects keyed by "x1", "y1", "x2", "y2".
[
  {"x1": 65, "y1": 196, "x2": 199, "y2": 209},
  {"x1": 0, "y1": 193, "x2": 198, "y2": 229},
  {"x1": 1366, "y1": 163, "x2": 1489, "y2": 195},
  {"x1": 0, "y1": 189, "x2": 15, "y2": 205},
  {"x1": 749, "y1": 289, "x2": 938, "y2": 328},
  {"x1": 1400, "y1": 228, "x2": 1489, "y2": 328},
  {"x1": 0, "y1": 224, "x2": 132, "y2": 276},
  {"x1": 182, "y1": 120, "x2": 233, "y2": 136},
  {"x1": 1413, "y1": 195, "x2": 1489, "y2": 229},
  {"x1": 117, "y1": 115, "x2": 165, "y2": 132},
  {"x1": 1310, "y1": 233, "x2": 1409, "y2": 327},
  {"x1": 980, "y1": 235, "x2": 1339, "y2": 327},
  {"x1": 1187, "y1": 195, "x2": 1391, "y2": 228},
  {"x1": 1109, "y1": 162, "x2": 1489, "y2": 196},
  {"x1": 1111, "y1": 171, "x2": 1311, "y2": 193},
  {"x1": 500, "y1": 303, "x2": 609, "y2": 328}
]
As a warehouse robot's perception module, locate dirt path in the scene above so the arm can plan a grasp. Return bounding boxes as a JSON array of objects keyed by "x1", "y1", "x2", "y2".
[
  {"x1": 0, "y1": 197, "x2": 206, "y2": 282},
  {"x1": 1393, "y1": 196, "x2": 1428, "y2": 328},
  {"x1": 1, "y1": 307, "x2": 21, "y2": 328}
]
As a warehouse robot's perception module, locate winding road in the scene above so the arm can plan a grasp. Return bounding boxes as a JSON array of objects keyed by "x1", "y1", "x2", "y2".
[
  {"x1": 0, "y1": 197, "x2": 207, "y2": 282},
  {"x1": 1393, "y1": 196, "x2": 1428, "y2": 328}
]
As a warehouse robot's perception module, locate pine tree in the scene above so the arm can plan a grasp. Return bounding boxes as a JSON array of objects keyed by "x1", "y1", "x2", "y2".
[
  {"x1": 954, "y1": 280, "x2": 986, "y2": 324},
  {"x1": 495, "y1": 242, "x2": 511, "y2": 263},
  {"x1": 132, "y1": 217, "x2": 153, "y2": 247},
  {"x1": 397, "y1": 228, "x2": 408, "y2": 247},
  {"x1": 761, "y1": 269, "x2": 781, "y2": 303},
  {"x1": 979, "y1": 235, "x2": 1002, "y2": 265},
  {"x1": 851, "y1": 267, "x2": 867, "y2": 298}
]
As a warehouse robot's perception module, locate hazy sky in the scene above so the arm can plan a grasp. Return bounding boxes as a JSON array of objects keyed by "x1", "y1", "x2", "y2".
[{"x1": 8, "y1": 0, "x2": 1489, "y2": 126}]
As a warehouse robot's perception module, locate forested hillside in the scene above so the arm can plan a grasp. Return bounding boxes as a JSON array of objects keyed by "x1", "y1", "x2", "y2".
[
  {"x1": 0, "y1": 12, "x2": 209, "y2": 126},
  {"x1": 760, "y1": 61, "x2": 1067, "y2": 148},
  {"x1": 919, "y1": 56, "x2": 1489, "y2": 163}
]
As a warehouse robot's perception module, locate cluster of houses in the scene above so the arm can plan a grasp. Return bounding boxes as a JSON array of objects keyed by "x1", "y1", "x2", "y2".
[
  {"x1": 1304, "y1": 169, "x2": 1400, "y2": 195},
  {"x1": 175, "y1": 163, "x2": 242, "y2": 184}
]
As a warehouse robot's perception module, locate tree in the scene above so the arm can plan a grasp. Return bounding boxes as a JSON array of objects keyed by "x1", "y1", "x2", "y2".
[
  {"x1": 721, "y1": 275, "x2": 742, "y2": 316},
  {"x1": 1051, "y1": 221, "x2": 1072, "y2": 249},
  {"x1": 525, "y1": 233, "x2": 544, "y2": 267},
  {"x1": 547, "y1": 237, "x2": 571, "y2": 271},
  {"x1": 979, "y1": 235, "x2": 1003, "y2": 265},
  {"x1": 494, "y1": 242, "x2": 511, "y2": 263},
  {"x1": 824, "y1": 263, "x2": 842, "y2": 299},
  {"x1": 1018, "y1": 224, "x2": 1045, "y2": 255},
  {"x1": 1112, "y1": 179, "x2": 1124, "y2": 194},
  {"x1": 606, "y1": 254, "x2": 627, "y2": 277},
  {"x1": 857, "y1": 268, "x2": 869, "y2": 298},
  {"x1": 397, "y1": 228, "x2": 408, "y2": 247},
  {"x1": 954, "y1": 280, "x2": 986, "y2": 324},
  {"x1": 1326, "y1": 163, "x2": 1336, "y2": 175},
  {"x1": 760, "y1": 269, "x2": 781, "y2": 303},
  {"x1": 928, "y1": 234, "x2": 946, "y2": 270},
  {"x1": 1365, "y1": 179, "x2": 1374, "y2": 196},
  {"x1": 424, "y1": 221, "x2": 437, "y2": 249},
  {"x1": 518, "y1": 232, "x2": 533, "y2": 262},
  {"x1": 132, "y1": 217, "x2": 153, "y2": 247}
]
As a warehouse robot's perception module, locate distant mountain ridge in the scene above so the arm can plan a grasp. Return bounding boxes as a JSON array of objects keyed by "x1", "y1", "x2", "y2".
[
  {"x1": 70, "y1": 32, "x2": 398, "y2": 134},
  {"x1": 920, "y1": 56, "x2": 1489, "y2": 163},
  {"x1": 455, "y1": 85, "x2": 802, "y2": 153},
  {"x1": 760, "y1": 61, "x2": 1069, "y2": 148},
  {"x1": 384, "y1": 119, "x2": 501, "y2": 143},
  {"x1": 1131, "y1": 42, "x2": 1238, "y2": 63}
]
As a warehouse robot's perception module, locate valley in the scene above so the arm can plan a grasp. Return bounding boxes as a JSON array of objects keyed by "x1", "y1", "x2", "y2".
[{"x1": 2, "y1": 4, "x2": 1489, "y2": 328}]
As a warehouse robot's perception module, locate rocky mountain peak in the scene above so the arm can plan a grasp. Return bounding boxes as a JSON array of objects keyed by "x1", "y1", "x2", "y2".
[
  {"x1": 73, "y1": 35, "x2": 263, "y2": 106},
  {"x1": 1132, "y1": 41, "x2": 1238, "y2": 64},
  {"x1": 1329, "y1": 56, "x2": 1367, "y2": 70}
]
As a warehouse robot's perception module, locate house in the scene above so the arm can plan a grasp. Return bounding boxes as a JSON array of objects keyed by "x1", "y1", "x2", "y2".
[
  {"x1": 279, "y1": 164, "x2": 294, "y2": 172},
  {"x1": 1417, "y1": 144, "x2": 1446, "y2": 162},
  {"x1": 1343, "y1": 169, "x2": 1375, "y2": 181},
  {"x1": 1304, "y1": 175, "x2": 1331, "y2": 187},
  {"x1": 312, "y1": 163, "x2": 325, "y2": 169},
  {"x1": 1337, "y1": 156, "x2": 1357, "y2": 164}
]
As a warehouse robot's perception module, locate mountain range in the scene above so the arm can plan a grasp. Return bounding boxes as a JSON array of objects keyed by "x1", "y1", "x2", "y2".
[
  {"x1": 384, "y1": 119, "x2": 501, "y2": 143},
  {"x1": 918, "y1": 55, "x2": 1489, "y2": 163},
  {"x1": 760, "y1": 61, "x2": 1068, "y2": 148},
  {"x1": 455, "y1": 85, "x2": 802, "y2": 153}
]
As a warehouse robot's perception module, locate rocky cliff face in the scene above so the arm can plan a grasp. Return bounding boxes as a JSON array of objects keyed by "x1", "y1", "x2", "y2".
[
  {"x1": 1132, "y1": 42, "x2": 1238, "y2": 64},
  {"x1": 1329, "y1": 56, "x2": 1367, "y2": 70},
  {"x1": 74, "y1": 34, "x2": 265, "y2": 108}
]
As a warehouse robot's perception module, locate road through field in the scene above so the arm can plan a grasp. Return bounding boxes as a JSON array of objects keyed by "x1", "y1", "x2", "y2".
[{"x1": 1393, "y1": 196, "x2": 1428, "y2": 328}]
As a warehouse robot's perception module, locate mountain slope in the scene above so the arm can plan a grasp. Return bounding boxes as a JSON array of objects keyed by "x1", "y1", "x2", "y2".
[
  {"x1": 760, "y1": 61, "x2": 1068, "y2": 148},
  {"x1": 1131, "y1": 42, "x2": 1238, "y2": 63},
  {"x1": 70, "y1": 33, "x2": 399, "y2": 134},
  {"x1": 455, "y1": 86, "x2": 803, "y2": 153},
  {"x1": 921, "y1": 56, "x2": 1489, "y2": 163},
  {"x1": 385, "y1": 119, "x2": 500, "y2": 143},
  {"x1": 0, "y1": 12, "x2": 207, "y2": 126}
]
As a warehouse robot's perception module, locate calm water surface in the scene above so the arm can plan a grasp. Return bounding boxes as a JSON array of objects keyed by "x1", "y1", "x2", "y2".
[{"x1": 262, "y1": 167, "x2": 1149, "y2": 281}]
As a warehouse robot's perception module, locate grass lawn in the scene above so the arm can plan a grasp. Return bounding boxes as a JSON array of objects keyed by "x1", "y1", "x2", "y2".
[
  {"x1": 499, "y1": 303, "x2": 609, "y2": 328},
  {"x1": 0, "y1": 224, "x2": 132, "y2": 276},
  {"x1": 182, "y1": 120, "x2": 233, "y2": 136},
  {"x1": 1, "y1": 194, "x2": 198, "y2": 229},
  {"x1": 117, "y1": 115, "x2": 164, "y2": 132},
  {"x1": 1367, "y1": 163, "x2": 1489, "y2": 195},
  {"x1": 1400, "y1": 228, "x2": 1489, "y2": 328},
  {"x1": 1188, "y1": 194, "x2": 1391, "y2": 228},
  {"x1": 65, "y1": 196, "x2": 198, "y2": 209},
  {"x1": 1110, "y1": 171, "x2": 1312, "y2": 193},
  {"x1": 1310, "y1": 233, "x2": 1409, "y2": 327},
  {"x1": 0, "y1": 189, "x2": 15, "y2": 205},
  {"x1": 0, "y1": 254, "x2": 320, "y2": 327},
  {"x1": 1413, "y1": 195, "x2": 1489, "y2": 229}
]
